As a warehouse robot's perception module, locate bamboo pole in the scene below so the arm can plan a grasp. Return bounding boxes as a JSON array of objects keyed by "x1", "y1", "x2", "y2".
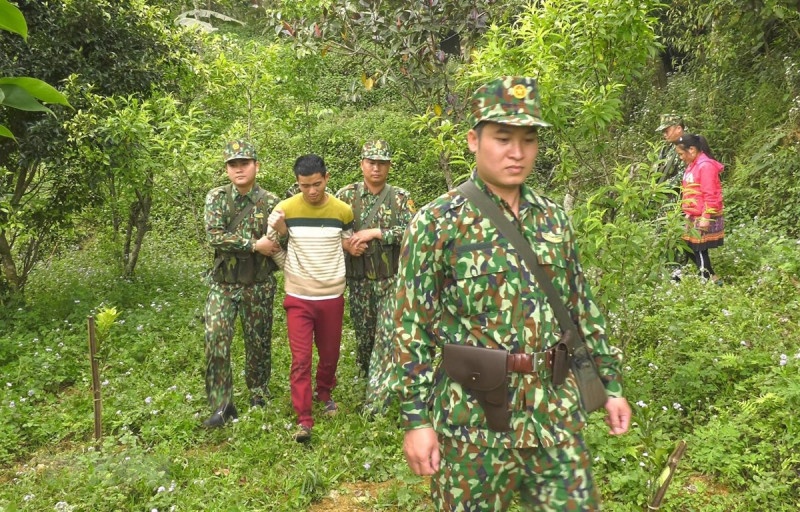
[
  {"x1": 87, "y1": 316, "x2": 103, "y2": 448},
  {"x1": 648, "y1": 439, "x2": 687, "y2": 510}
]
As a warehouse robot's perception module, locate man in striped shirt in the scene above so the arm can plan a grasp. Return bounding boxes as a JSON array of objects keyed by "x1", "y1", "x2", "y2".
[{"x1": 267, "y1": 154, "x2": 355, "y2": 442}]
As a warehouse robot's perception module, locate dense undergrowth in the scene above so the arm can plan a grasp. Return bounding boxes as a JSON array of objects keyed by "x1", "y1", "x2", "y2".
[{"x1": 1, "y1": 214, "x2": 798, "y2": 511}]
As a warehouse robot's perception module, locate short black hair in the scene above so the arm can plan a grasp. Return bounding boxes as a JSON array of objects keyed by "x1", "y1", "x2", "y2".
[{"x1": 293, "y1": 154, "x2": 327, "y2": 178}]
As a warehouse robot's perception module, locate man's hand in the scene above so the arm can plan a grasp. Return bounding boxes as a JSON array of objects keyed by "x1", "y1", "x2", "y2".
[
  {"x1": 253, "y1": 236, "x2": 280, "y2": 256},
  {"x1": 268, "y1": 209, "x2": 287, "y2": 235},
  {"x1": 403, "y1": 427, "x2": 440, "y2": 476},
  {"x1": 604, "y1": 397, "x2": 632, "y2": 436},
  {"x1": 346, "y1": 228, "x2": 381, "y2": 257}
]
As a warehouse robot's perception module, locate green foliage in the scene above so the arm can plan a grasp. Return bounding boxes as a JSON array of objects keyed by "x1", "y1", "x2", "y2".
[{"x1": 465, "y1": 0, "x2": 662, "y2": 187}]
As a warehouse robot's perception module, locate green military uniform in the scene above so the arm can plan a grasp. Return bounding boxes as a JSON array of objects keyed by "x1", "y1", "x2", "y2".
[
  {"x1": 204, "y1": 141, "x2": 280, "y2": 417},
  {"x1": 335, "y1": 141, "x2": 415, "y2": 378},
  {"x1": 654, "y1": 113, "x2": 686, "y2": 190},
  {"x1": 390, "y1": 77, "x2": 626, "y2": 510}
]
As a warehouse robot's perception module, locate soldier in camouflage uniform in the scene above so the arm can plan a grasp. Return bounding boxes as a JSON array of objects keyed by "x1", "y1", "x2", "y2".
[
  {"x1": 202, "y1": 139, "x2": 282, "y2": 428},
  {"x1": 654, "y1": 113, "x2": 686, "y2": 189},
  {"x1": 390, "y1": 77, "x2": 632, "y2": 510},
  {"x1": 336, "y1": 140, "x2": 415, "y2": 378}
]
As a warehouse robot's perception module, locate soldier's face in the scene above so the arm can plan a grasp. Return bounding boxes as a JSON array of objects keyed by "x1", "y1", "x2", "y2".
[
  {"x1": 297, "y1": 171, "x2": 329, "y2": 206},
  {"x1": 360, "y1": 158, "x2": 391, "y2": 190},
  {"x1": 226, "y1": 159, "x2": 258, "y2": 193},
  {"x1": 662, "y1": 125, "x2": 683, "y2": 143},
  {"x1": 468, "y1": 123, "x2": 538, "y2": 193}
]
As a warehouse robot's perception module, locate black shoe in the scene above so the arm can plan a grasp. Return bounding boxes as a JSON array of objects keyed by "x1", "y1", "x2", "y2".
[
  {"x1": 203, "y1": 403, "x2": 237, "y2": 428},
  {"x1": 250, "y1": 388, "x2": 271, "y2": 407}
]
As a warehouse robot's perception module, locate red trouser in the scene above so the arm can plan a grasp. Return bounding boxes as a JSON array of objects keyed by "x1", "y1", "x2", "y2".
[{"x1": 284, "y1": 294, "x2": 344, "y2": 428}]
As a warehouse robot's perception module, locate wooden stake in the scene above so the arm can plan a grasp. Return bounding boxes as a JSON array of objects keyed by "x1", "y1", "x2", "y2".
[
  {"x1": 648, "y1": 439, "x2": 687, "y2": 510},
  {"x1": 87, "y1": 316, "x2": 103, "y2": 448}
]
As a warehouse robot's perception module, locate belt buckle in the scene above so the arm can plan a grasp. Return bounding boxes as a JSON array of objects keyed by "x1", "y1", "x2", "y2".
[{"x1": 531, "y1": 352, "x2": 548, "y2": 372}]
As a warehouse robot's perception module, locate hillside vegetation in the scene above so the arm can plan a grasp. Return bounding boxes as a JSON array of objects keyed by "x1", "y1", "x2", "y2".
[{"x1": 1, "y1": 1, "x2": 799, "y2": 510}]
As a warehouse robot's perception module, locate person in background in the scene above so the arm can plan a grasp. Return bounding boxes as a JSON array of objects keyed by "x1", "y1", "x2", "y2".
[
  {"x1": 654, "y1": 113, "x2": 686, "y2": 188},
  {"x1": 202, "y1": 139, "x2": 281, "y2": 428},
  {"x1": 390, "y1": 76, "x2": 631, "y2": 510},
  {"x1": 336, "y1": 140, "x2": 415, "y2": 378},
  {"x1": 675, "y1": 133, "x2": 725, "y2": 284},
  {"x1": 267, "y1": 154, "x2": 354, "y2": 443}
]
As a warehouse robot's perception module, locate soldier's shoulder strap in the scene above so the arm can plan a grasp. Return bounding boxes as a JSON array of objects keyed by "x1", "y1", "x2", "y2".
[
  {"x1": 225, "y1": 185, "x2": 262, "y2": 233},
  {"x1": 363, "y1": 184, "x2": 393, "y2": 229}
]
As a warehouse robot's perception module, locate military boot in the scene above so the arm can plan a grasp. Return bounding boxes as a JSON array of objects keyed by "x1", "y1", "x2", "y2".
[{"x1": 202, "y1": 403, "x2": 238, "y2": 428}]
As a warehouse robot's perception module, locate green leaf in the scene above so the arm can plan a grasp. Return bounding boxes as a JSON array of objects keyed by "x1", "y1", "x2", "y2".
[
  {"x1": 0, "y1": 84, "x2": 52, "y2": 113},
  {"x1": 0, "y1": 77, "x2": 72, "y2": 107},
  {"x1": 0, "y1": 0, "x2": 27, "y2": 40},
  {"x1": 0, "y1": 124, "x2": 15, "y2": 140}
]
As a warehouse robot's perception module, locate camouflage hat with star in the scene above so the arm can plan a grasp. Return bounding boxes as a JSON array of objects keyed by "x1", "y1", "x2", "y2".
[
  {"x1": 223, "y1": 139, "x2": 258, "y2": 163},
  {"x1": 655, "y1": 113, "x2": 684, "y2": 132},
  {"x1": 361, "y1": 140, "x2": 392, "y2": 161},
  {"x1": 467, "y1": 76, "x2": 551, "y2": 129}
]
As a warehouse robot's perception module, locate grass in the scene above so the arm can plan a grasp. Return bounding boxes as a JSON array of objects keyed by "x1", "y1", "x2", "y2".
[{"x1": 1, "y1": 221, "x2": 800, "y2": 511}]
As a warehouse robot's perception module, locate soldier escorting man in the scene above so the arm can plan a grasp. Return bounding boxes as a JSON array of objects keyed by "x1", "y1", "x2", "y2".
[
  {"x1": 390, "y1": 77, "x2": 631, "y2": 510},
  {"x1": 336, "y1": 140, "x2": 415, "y2": 379},
  {"x1": 202, "y1": 139, "x2": 282, "y2": 428}
]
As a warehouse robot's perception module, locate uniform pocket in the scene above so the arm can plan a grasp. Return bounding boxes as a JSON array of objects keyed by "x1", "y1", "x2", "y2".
[{"x1": 452, "y1": 243, "x2": 510, "y2": 317}]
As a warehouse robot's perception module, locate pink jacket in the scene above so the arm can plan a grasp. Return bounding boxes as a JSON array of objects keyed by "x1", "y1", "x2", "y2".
[{"x1": 681, "y1": 153, "x2": 724, "y2": 219}]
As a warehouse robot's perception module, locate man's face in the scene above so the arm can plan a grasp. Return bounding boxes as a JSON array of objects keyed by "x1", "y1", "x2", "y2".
[
  {"x1": 467, "y1": 123, "x2": 538, "y2": 192},
  {"x1": 296, "y1": 171, "x2": 329, "y2": 206},
  {"x1": 360, "y1": 158, "x2": 391, "y2": 190},
  {"x1": 662, "y1": 124, "x2": 683, "y2": 143},
  {"x1": 226, "y1": 159, "x2": 258, "y2": 191}
]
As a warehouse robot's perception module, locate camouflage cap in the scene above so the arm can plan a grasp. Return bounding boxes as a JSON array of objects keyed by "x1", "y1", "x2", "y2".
[
  {"x1": 467, "y1": 76, "x2": 551, "y2": 129},
  {"x1": 361, "y1": 140, "x2": 392, "y2": 161},
  {"x1": 655, "y1": 113, "x2": 683, "y2": 132},
  {"x1": 223, "y1": 139, "x2": 257, "y2": 163}
]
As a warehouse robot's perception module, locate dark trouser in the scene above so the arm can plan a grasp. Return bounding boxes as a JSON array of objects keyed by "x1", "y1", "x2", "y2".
[
  {"x1": 204, "y1": 277, "x2": 276, "y2": 410},
  {"x1": 684, "y1": 247, "x2": 714, "y2": 279},
  {"x1": 347, "y1": 277, "x2": 394, "y2": 376},
  {"x1": 432, "y1": 434, "x2": 600, "y2": 511}
]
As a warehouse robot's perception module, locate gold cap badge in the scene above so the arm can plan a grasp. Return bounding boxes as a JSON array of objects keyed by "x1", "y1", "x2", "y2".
[{"x1": 512, "y1": 84, "x2": 528, "y2": 99}]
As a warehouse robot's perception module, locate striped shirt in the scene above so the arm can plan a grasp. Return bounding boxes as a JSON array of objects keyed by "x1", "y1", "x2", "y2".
[{"x1": 268, "y1": 193, "x2": 354, "y2": 298}]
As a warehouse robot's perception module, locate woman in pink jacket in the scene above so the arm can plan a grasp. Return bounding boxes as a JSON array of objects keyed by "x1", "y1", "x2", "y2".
[{"x1": 675, "y1": 133, "x2": 724, "y2": 284}]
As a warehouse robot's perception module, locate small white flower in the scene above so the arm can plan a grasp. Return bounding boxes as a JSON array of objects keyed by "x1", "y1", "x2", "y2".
[
  {"x1": 23, "y1": 494, "x2": 35, "y2": 501},
  {"x1": 102, "y1": 380, "x2": 109, "y2": 386},
  {"x1": 673, "y1": 402, "x2": 683, "y2": 411},
  {"x1": 145, "y1": 396, "x2": 152, "y2": 404},
  {"x1": 636, "y1": 400, "x2": 647, "y2": 408},
  {"x1": 363, "y1": 462, "x2": 371, "y2": 470},
  {"x1": 779, "y1": 354, "x2": 788, "y2": 366},
  {"x1": 157, "y1": 486, "x2": 166, "y2": 493},
  {"x1": 639, "y1": 461, "x2": 646, "y2": 467},
  {"x1": 28, "y1": 389, "x2": 35, "y2": 396},
  {"x1": 185, "y1": 393, "x2": 193, "y2": 401},
  {"x1": 9, "y1": 401, "x2": 15, "y2": 408}
]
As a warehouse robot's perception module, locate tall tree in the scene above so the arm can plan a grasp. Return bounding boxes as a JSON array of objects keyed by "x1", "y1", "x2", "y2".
[
  {"x1": 0, "y1": 0, "x2": 195, "y2": 298},
  {"x1": 260, "y1": 0, "x2": 514, "y2": 188}
]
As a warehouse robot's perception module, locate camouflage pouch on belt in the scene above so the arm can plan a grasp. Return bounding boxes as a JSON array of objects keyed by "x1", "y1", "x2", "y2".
[{"x1": 442, "y1": 344, "x2": 511, "y2": 432}]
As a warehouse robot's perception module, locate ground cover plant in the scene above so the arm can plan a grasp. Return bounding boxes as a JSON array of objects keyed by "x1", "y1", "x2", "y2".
[{"x1": 1, "y1": 213, "x2": 799, "y2": 511}]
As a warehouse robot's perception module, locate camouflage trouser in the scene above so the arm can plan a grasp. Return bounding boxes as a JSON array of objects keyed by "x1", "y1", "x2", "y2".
[
  {"x1": 204, "y1": 276, "x2": 276, "y2": 411},
  {"x1": 347, "y1": 277, "x2": 394, "y2": 376},
  {"x1": 363, "y1": 302, "x2": 397, "y2": 414},
  {"x1": 433, "y1": 434, "x2": 600, "y2": 511}
]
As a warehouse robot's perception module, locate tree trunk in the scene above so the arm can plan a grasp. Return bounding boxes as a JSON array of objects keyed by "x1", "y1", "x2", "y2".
[
  {"x1": 439, "y1": 150, "x2": 454, "y2": 190},
  {"x1": 0, "y1": 231, "x2": 21, "y2": 293}
]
